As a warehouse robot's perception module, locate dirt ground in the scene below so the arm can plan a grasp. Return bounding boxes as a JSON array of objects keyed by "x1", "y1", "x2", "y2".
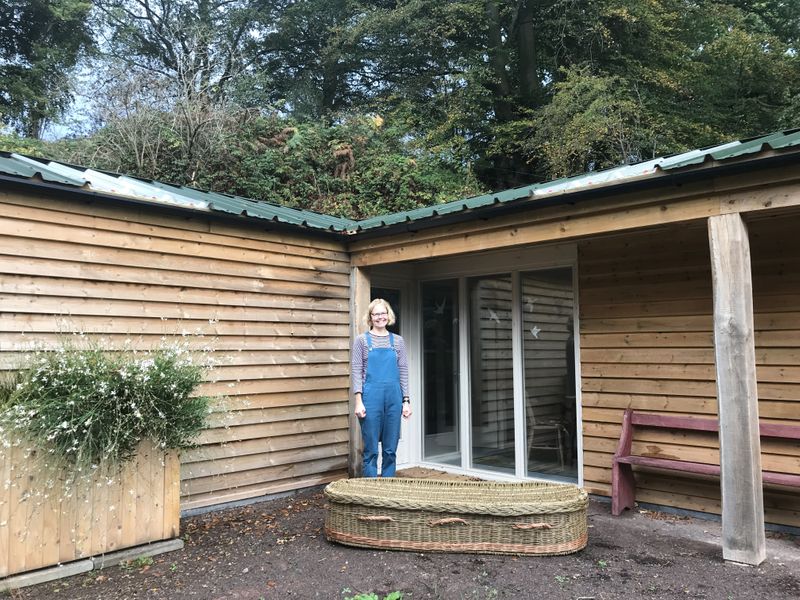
[{"x1": 7, "y1": 476, "x2": 800, "y2": 600}]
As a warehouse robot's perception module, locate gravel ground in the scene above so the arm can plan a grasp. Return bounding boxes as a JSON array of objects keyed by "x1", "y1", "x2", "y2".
[{"x1": 6, "y1": 480, "x2": 799, "y2": 600}]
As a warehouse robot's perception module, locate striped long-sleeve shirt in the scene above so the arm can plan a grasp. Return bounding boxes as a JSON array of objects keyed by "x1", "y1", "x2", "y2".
[{"x1": 350, "y1": 332, "x2": 410, "y2": 398}]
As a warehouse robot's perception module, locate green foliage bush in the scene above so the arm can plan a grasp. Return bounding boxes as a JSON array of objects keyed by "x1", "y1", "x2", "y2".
[
  {"x1": 0, "y1": 341, "x2": 211, "y2": 471},
  {"x1": 41, "y1": 112, "x2": 483, "y2": 221},
  {"x1": 219, "y1": 115, "x2": 482, "y2": 219}
]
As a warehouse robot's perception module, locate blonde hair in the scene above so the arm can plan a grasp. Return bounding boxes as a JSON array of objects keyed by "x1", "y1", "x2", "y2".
[{"x1": 364, "y1": 298, "x2": 396, "y2": 330}]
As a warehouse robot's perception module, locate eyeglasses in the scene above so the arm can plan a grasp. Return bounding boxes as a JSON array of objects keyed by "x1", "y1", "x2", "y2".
[{"x1": 371, "y1": 312, "x2": 388, "y2": 318}]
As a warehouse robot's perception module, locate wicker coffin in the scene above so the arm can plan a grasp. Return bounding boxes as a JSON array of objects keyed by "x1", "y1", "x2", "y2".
[{"x1": 324, "y1": 478, "x2": 588, "y2": 556}]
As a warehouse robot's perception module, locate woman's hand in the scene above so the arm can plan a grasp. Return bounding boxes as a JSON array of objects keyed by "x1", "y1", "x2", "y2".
[
  {"x1": 355, "y1": 400, "x2": 366, "y2": 418},
  {"x1": 402, "y1": 403, "x2": 412, "y2": 419}
]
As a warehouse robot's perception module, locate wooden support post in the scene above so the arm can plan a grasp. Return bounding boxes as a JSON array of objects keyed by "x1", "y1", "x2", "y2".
[
  {"x1": 708, "y1": 213, "x2": 765, "y2": 566},
  {"x1": 349, "y1": 266, "x2": 370, "y2": 478}
]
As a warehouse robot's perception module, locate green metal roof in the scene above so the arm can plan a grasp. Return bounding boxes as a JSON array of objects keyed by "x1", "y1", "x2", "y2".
[
  {"x1": 2, "y1": 129, "x2": 799, "y2": 236},
  {"x1": 350, "y1": 128, "x2": 800, "y2": 232},
  {"x1": 0, "y1": 153, "x2": 356, "y2": 233}
]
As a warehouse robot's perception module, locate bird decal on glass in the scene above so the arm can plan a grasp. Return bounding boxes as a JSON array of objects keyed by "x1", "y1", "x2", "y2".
[{"x1": 524, "y1": 296, "x2": 536, "y2": 312}]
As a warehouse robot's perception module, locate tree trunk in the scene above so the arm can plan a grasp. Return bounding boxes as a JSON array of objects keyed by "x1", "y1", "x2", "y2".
[
  {"x1": 485, "y1": 0, "x2": 514, "y2": 123},
  {"x1": 516, "y1": 0, "x2": 541, "y2": 108},
  {"x1": 320, "y1": 56, "x2": 341, "y2": 115}
]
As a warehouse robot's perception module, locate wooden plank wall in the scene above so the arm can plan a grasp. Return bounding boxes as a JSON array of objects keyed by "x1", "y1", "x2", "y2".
[
  {"x1": 0, "y1": 442, "x2": 178, "y2": 578},
  {"x1": 748, "y1": 213, "x2": 800, "y2": 527},
  {"x1": 579, "y1": 220, "x2": 800, "y2": 527},
  {"x1": 0, "y1": 191, "x2": 351, "y2": 512}
]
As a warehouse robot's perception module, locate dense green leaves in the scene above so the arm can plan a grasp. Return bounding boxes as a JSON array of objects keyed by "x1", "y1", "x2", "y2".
[
  {"x1": 44, "y1": 110, "x2": 481, "y2": 219},
  {"x1": 0, "y1": 0, "x2": 92, "y2": 137},
  {"x1": 2, "y1": 0, "x2": 799, "y2": 217},
  {"x1": 525, "y1": 67, "x2": 664, "y2": 178}
]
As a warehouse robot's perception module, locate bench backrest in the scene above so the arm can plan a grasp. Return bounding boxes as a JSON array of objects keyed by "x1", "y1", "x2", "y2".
[
  {"x1": 615, "y1": 409, "x2": 800, "y2": 459},
  {"x1": 628, "y1": 410, "x2": 800, "y2": 440}
]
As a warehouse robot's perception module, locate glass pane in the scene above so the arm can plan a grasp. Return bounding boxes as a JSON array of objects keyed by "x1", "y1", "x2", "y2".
[
  {"x1": 522, "y1": 268, "x2": 578, "y2": 481},
  {"x1": 469, "y1": 274, "x2": 515, "y2": 474},
  {"x1": 421, "y1": 280, "x2": 460, "y2": 465},
  {"x1": 370, "y1": 287, "x2": 401, "y2": 334}
]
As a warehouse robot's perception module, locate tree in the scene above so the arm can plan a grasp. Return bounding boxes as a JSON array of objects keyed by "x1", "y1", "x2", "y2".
[
  {"x1": 0, "y1": 0, "x2": 92, "y2": 138},
  {"x1": 254, "y1": 0, "x2": 367, "y2": 118},
  {"x1": 93, "y1": 0, "x2": 272, "y2": 104},
  {"x1": 526, "y1": 66, "x2": 663, "y2": 178},
  {"x1": 345, "y1": 1, "x2": 614, "y2": 188},
  {"x1": 69, "y1": 62, "x2": 256, "y2": 186}
]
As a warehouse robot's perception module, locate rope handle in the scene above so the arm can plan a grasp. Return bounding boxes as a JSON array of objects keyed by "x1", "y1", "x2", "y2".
[
  {"x1": 512, "y1": 522, "x2": 553, "y2": 530},
  {"x1": 357, "y1": 515, "x2": 395, "y2": 522},
  {"x1": 428, "y1": 517, "x2": 469, "y2": 527}
]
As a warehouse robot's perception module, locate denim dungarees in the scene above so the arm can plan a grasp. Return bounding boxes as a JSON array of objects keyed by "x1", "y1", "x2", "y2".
[{"x1": 359, "y1": 332, "x2": 403, "y2": 477}]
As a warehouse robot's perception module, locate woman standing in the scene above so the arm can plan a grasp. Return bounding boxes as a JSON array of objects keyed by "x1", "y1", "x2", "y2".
[{"x1": 351, "y1": 298, "x2": 412, "y2": 477}]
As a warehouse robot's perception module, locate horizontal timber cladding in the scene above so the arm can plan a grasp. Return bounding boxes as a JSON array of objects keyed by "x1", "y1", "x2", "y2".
[
  {"x1": 579, "y1": 220, "x2": 800, "y2": 527},
  {"x1": 0, "y1": 191, "x2": 351, "y2": 511}
]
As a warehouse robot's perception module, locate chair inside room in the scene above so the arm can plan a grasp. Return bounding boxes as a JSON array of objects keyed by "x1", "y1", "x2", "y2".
[{"x1": 526, "y1": 400, "x2": 570, "y2": 471}]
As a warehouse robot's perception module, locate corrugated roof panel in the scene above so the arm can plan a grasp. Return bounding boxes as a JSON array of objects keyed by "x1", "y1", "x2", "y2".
[
  {"x1": 207, "y1": 197, "x2": 251, "y2": 218},
  {"x1": 238, "y1": 199, "x2": 354, "y2": 230},
  {"x1": 0, "y1": 153, "x2": 354, "y2": 231},
  {"x1": 0, "y1": 153, "x2": 87, "y2": 186},
  {"x1": 0, "y1": 154, "x2": 40, "y2": 178},
  {"x1": 661, "y1": 130, "x2": 800, "y2": 171},
  {"x1": 145, "y1": 178, "x2": 356, "y2": 231},
  {"x1": 81, "y1": 169, "x2": 209, "y2": 210},
  {"x1": 142, "y1": 180, "x2": 221, "y2": 209},
  {"x1": 350, "y1": 129, "x2": 800, "y2": 232},
  {"x1": 770, "y1": 129, "x2": 800, "y2": 149},
  {"x1": 352, "y1": 186, "x2": 538, "y2": 231},
  {"x1": 710, "y1": 130, "x2": 800, "y2": 160},
  {"x1": 146, "y1": 182, "x2": 353, "y2": 230}
]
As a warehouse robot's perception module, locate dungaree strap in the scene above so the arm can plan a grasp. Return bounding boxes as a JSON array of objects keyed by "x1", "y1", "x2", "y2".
[{"x1": 365, "y1": 332, "x2": 395, "y2": 350}]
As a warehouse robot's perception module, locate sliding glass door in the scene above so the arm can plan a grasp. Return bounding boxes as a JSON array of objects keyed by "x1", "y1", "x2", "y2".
[
  {"x1": 468, "y1": 274, "x2": 515, "y2": 474},
  {"x1": 521, "y1": 268, "x2": 578, "y2": 479},
  {"x1": 421, "y1": 266, "x2": 578, "y2": 482},
  {"x1": 421, "y1": 280, "x2": 460, "y2": 465}
]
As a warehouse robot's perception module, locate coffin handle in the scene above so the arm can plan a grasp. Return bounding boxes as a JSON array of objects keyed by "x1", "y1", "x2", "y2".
[
  {"x1": 512, "y1": 522, "x2": 553, "y2": 530},
  {"x1": 427, "y1": 517, "x2": 469, "y2": 527}
]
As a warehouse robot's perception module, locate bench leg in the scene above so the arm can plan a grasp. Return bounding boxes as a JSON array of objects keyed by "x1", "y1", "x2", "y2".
[{"x1": 612, "y1": 461, "x2": 636, "y2": 516}]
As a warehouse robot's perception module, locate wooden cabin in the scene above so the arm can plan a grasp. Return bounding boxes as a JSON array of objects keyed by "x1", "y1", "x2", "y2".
[{"x1": 2, "y1": 129, "x2": 799, "y2": 567}]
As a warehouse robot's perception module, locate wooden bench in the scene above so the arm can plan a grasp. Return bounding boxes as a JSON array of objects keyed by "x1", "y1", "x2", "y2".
[{"x1": 612, "y1": 408, "x2": 800, "y2": 516}]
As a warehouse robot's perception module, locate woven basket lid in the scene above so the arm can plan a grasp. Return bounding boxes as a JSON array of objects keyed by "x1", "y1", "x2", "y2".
[{"x1": 324, "y1": 478, "x2": 587, "y2": 516}]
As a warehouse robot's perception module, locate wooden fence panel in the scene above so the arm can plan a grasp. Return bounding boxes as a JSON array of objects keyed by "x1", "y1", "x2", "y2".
[{"x1": 0, "y1": 442, "x2": 178, "y2": 578}]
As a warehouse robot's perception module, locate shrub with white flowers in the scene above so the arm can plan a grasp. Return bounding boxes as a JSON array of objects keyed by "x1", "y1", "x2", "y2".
[{"x1": 0, "y1": 341, "x2": 212, "y2": 471}]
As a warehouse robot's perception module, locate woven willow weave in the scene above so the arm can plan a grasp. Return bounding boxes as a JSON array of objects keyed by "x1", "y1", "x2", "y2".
[{"x1": 324, "y1": 478, "x2": 588, "y2": 556}]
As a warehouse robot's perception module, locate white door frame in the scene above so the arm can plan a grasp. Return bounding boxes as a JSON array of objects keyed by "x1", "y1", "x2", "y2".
[
  {"x1": 370, "y1": 274, "x2": 420, "y2": 468},
  {"x1": 412, "y1": 243, "x2": 583, "y2": 486}
]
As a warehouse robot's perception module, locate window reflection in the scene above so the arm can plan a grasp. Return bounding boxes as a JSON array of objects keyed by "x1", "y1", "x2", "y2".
[
  {"x1": 422, "y1": 280, "x2": 460, "y2": 465},
  {"x1": 469, "y1": 274, "x2": 515, "y2": 474}
]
